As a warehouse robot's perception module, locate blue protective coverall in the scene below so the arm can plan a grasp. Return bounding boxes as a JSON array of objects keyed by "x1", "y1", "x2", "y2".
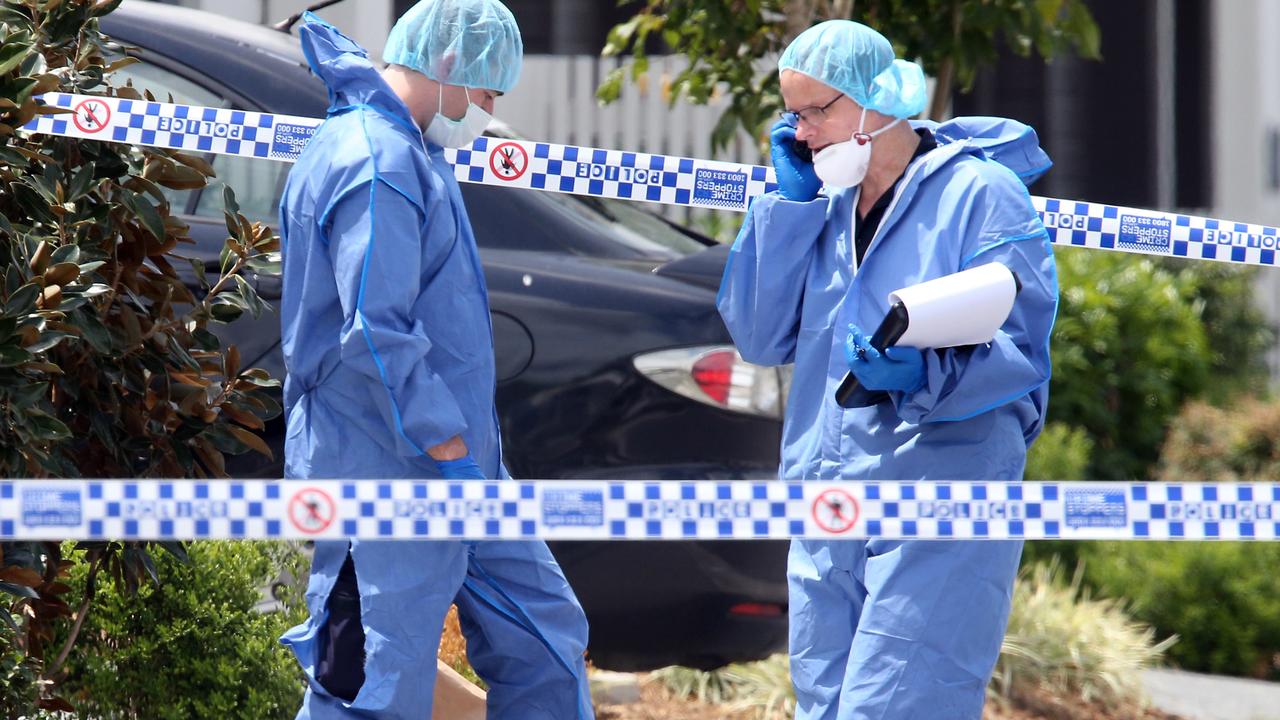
[
  {"x1": 718, "y1": 117, "x2": 1059, "y2": 720},
  {"x1": 277, "y1": 16, "x2": 592, "y2": 720}
]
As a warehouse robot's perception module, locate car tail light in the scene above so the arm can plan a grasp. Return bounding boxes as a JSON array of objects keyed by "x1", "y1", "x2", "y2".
[
  {"x1": 633, "y1": 346, "x2": 789, "y2": 419},
  {"x1": 729, "y1": 602, "x2": 785, "y2": 617}
]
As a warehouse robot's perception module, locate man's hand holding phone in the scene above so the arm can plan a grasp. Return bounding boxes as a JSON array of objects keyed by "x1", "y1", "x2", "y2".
[{"x1": 769, "y1": 119, "x2": 822, "y2": 202}]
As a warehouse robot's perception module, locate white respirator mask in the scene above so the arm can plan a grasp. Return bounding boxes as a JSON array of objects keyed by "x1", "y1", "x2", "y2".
[
  {"x1": 813, "y1": 107, "x2": 901, "y2": 188},
  {"x1": 424, "y1": 84, "x2": 491, "y2": 149}
]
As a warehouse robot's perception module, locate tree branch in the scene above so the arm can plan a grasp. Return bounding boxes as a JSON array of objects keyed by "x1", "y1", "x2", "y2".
[
  {"x1": 44, "y1": 553, "x2": 102, "y2": 678},
  {"x1": 928, "y1": 56, "x2": 953, "y2": 121}
]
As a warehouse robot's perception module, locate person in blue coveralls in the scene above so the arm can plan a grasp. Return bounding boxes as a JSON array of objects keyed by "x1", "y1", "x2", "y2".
[
  {"x1": 717, "y1": 20, "x2": 1059, "y2": 720},
  {"x1": 276, "y1": 2, "x2": 594, "y2": 718}
]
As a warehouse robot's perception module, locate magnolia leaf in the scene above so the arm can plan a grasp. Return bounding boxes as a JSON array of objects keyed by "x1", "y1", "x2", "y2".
[
  {"x1": 246, "y1": 253, "x2": 282, "y2": 276},
  {"x1": 223, "y1": 184, "x2": 240, "y2": 215},
  {"x1": 4, "y1": 282, "x2": 41, "y2": 315},
  {"x1": 226, "y1": 424, "x2": 273, "y2": 459},
  {"x1": 219, "y1": 403, "x2": 263, "y2": 430},
  {"x1": 224, "y1": 344, "x2": 240, "y2": 379},
  {"x1": 104, "y1": 56, "x2": 139, "y2": 73},
  {"x1": 123, "y1": 191, "x2": 166, "y2": 241},
  {"x1": 24, "y1": 331, "x2": 74, "y2": 353},
  {"x1": 209, "y1": 296, "x2": 245, "y2": 323},
  {"x1": 26, "y1": 409, "x2": 71, "y2": 440},
  {"x1": 194, "y1": 436, "x2": 227, "y2": 476},
  {"x1": 0, "y1": 581, "x2": 38, "y2": 599},
  {"x1": 0, "y1": 39, "x2": 31, "y2": 77},
  {"x1": 50, "y1": 243, "x2": 80, "y2": 264},
  {"x1": 0, "y1": 345, "x2": 33, "y2": 366},
  {"x1": 169, "y1": 371, "x2": 211, "y2": 388},
  {"x1": 172, "y1": 151, "x2": 215, "y2": 178}
]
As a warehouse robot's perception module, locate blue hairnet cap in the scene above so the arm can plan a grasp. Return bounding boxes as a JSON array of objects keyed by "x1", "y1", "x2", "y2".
[
  {"x1": 779, "y1": 20, "x2": 927, "y2": 119},
  {"x1": 384, "y1": 0, "x2": 523, "y2": 93}
]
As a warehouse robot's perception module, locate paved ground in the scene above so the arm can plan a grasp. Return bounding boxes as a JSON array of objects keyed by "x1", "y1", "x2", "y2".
[{"x1": 1144, "y1": 669, "x2": 1280, "y2": 720}]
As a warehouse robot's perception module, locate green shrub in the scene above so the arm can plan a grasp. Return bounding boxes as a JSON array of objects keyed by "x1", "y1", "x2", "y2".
[
  {"x1": 1157, "y1": 399, "x2": 1280, "y2": 481},
  {"x1": 58, "y1": 541, "x2": 308, "y2": 719},
  {"x1": 1160, "y1": 260, "x2": 1276, "y2": 401},
  {"x1": 1083, "y1": 542, "x2": 1280, "y2": 679},
  {"x1": 1047, "y1": 250, "x2": 1213, "y2": 480},
  {"x1": 1025, "y1": 422, "x2": 1093, "y2": 482},
  {"x1": 0, "y1": 624, "x2": 42, "y2": 719}
]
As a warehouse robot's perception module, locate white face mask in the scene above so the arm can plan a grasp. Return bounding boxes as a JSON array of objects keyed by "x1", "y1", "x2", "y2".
[
  {"x1": 424, "y1": 84, "x2": 491, "y2": 149},
  {"x1": 812, "y1": 107, "x2": 901, "y2": 188}
]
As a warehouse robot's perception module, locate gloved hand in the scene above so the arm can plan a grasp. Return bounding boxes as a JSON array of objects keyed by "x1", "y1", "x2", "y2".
[
  {"x1": 770, "y1": 119, "x2": 821, "y2": 202},
  {"x1": 844, "y1": 324, "x2": 926, "y2": 393},
  {"x1": 436, "y1": 455, "x2": 486, "y2": 480}
]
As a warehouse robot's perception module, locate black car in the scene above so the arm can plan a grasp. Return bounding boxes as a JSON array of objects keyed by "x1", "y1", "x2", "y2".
[{"x1": 99, "y1": 0, "x2": 789, "y2": 670}]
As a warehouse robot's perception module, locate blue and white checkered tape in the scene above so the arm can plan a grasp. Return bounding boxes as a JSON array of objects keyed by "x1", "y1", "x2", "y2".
[
  {"x1": 21, "y1": 93, "x2": 1280, "y2": 271},
  {"x1": 3, "y1": 479, "x2": 1278, "y2": 541}
]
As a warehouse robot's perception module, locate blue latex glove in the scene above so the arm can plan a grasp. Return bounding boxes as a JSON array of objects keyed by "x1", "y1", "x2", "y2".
[
  {"x1": 770, "y1": 119, "x2": 821, "y2": 202},
  {"x1": 436, "y1": 454, "x2": 486, "y2": 480},
  {"x1": 844, "y1": 324, "x2": 926, "y2": 393}
]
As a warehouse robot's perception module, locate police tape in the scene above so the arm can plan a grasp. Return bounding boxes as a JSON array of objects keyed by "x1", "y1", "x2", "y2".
[
  {"x1": 3, "y1": 479, "x2": 1278, "y2": 542},
  {"x1": 20, "y1": 92, "x2": 1280, "y2": 272}
]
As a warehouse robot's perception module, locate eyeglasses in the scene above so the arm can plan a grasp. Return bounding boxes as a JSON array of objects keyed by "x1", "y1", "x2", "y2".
[{"x1": 780, "y1": 93, "x2": 844, "y2": 126}]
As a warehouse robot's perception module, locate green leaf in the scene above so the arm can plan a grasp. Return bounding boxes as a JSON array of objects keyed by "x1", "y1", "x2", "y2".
[
  {"x1": 4, "y1": 282, "x2": 41, "y2": 315},
  {"x1": 204, "y1": 423, "x2": 250, "y2": 455},
  {"x1": 245, "y1": 252, "x2": 281, "y2": 277},
  {"x1": 156, "y1": 541, "x2": 189, "y2": 564},
  {"x1": 26, "y1": 409, "x2": 71, "y2": 440},
  {"x1": 67, "y1": 162, "x2": 97, "y2": 201},
  {"x1": 166, "y1": 332, "x2": 201, "y2": 373},
  {"x1": 74, "y1": 307, "x2": 112, "y2": 353},
  {"x1": 192, "y1": 327, "x2": 220, "y2": 351},
  {"x1": 0, "y1": 38, "x2": 31, "y2": 76},
  {"x1": 218, "y1": 240, "x2": 234, "y2": 275},
  {"x1": 0, "y1": 606, "x2": 17, "y2": 633},
  {"x1": 24, "y1": 331, "x2": 74, "y2": 353},
  {"x1": 189, "y1": 257, "x2": 208, "y2": 291},
  {"x1": 9, "y1": 181, "x2": 58, "y2": 226},
  {"x1": 209, "y1": 297, "x2": 244, "y2": 323},
  {"x1": 250, "y1": 390, "x2": 282, "y2": 420},
  {"x1": 10, "y1": 381, "x2": 48, "y2": 407},
  {"x1": 56, "y1": 294, "x2": 90, "y2": 313},
  {"x1": 0, "y1": 346, "x2": 33, "y2": 366},
  {"x1": 223, "y1": 184, "x2": 240, "y2": 215},
  {"x1": 51, "y1": 243, "x2": 80, "y2": 264},
  {"x1": 124, "y1": 191, "x2": 166, "y2": 241},
  {"x1": 596, "y1": 67, "x2": 625, "y2": 105},
  {"x1": 234, "y1": 275, "x2": 266, "y2": 319}
]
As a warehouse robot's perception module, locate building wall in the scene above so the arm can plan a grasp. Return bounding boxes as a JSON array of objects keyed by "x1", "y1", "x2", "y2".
[{"x1": 1211, "y1": 0, "x2": 1280, "y2": 377}]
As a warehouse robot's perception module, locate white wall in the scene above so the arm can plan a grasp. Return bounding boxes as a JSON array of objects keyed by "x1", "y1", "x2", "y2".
[{"x1": 1212, "y1": 0, "x2": 1280, "y2": 377}]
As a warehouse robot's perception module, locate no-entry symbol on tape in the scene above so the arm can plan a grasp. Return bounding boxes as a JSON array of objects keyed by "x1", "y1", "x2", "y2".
[
  {"x1": 812, "y1": 488, "x2": 860, "y2": 534},
  {"x1": 73, "y1": 98, "x2": 111, "y2": 134},
  {"x1": 490, "y1": 141, "x2": 528, "y2": 181},
  {"x1": 288, "y1": 487, "x2": 335, "y2": 535}
]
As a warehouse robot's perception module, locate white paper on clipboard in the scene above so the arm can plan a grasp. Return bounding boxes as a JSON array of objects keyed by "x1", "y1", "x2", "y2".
[{"x1": 890, "y1": 263, "x2": 1019, "y2": 348}]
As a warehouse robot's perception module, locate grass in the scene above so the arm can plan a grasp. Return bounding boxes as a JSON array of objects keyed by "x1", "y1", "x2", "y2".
[{"x1": 652, "y1": 654, "x2": 794, "y2": 720}]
